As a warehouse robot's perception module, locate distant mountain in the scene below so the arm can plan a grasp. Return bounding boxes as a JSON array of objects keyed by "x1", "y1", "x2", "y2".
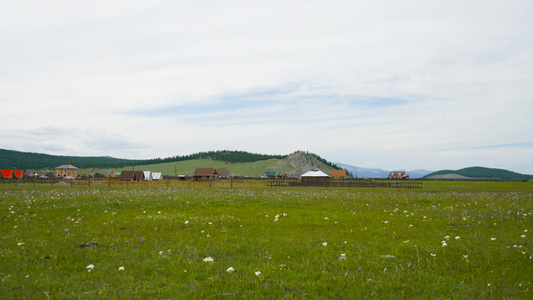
[
  {"x1": 423, "y1": 167, "x2": 533, "y2": 180},
  {"x1": 336, "y1": 163, "x2": 432, "y2": 178}
]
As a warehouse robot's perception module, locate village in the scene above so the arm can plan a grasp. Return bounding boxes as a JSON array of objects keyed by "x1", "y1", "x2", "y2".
[
  {"x1": 1, "y1": 164, "x2": 411, "y2": 181},
  {"x1": 1, "y1": 164, "x2": 418, "y2": 189}
]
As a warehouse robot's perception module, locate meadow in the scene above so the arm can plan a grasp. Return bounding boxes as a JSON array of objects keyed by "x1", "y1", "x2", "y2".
[{"x1": 1, "y1": 182, "x2": 532, "y2": 298}]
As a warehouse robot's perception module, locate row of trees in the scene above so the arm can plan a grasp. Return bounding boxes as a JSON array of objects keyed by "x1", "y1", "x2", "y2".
[{"x1": 0, "y1": 149, "x2": 287, "y2": 170}]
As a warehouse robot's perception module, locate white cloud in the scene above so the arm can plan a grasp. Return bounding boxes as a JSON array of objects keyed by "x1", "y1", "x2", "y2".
[{"x1": 1, "y1": 0, "x2": 532, "y2": 173}]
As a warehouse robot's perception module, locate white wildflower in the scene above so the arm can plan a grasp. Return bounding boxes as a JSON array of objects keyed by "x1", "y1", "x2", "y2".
[
  {"x1": 86, "y1": 264, "x2": 94, "y2": 271},
  {"x1": 203, "y1": 257, "x2": 214, "y2": 262},
  {"x1": 455, "y1": 236, "x2": 460, "y2": 240},
  {"x1": 226, "y1": 267, "x2": 235, "y2": 273},
  {"x1": 322, "y1": 242, "x2": 328, "y2": 247},
  {"x1": 255, "y1": 271, "x2": 261, "y2": 276},
  {"x1": 491, "y1": 237, "x2": 496, "y2": 241},
  {"x1": 521, "y1": 235, "x2": 526, "y2": 238},
  {"x1": 118, "y1": 266, "x2": 125, "y2": 271}
]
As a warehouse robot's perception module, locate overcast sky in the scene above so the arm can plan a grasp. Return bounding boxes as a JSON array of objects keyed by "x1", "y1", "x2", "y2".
[{"x1": 1, "y1": 0, "x2": 532, "y2": 173}]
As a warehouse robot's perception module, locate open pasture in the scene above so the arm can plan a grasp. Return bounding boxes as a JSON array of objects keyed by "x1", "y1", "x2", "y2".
[{"x1": 1, "y1": 182, "x2": 532, "y2": 298}]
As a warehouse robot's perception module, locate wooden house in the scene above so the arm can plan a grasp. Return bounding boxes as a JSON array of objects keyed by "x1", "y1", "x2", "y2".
[
  {"x1": 193, "y1": 168, "x2": 218, "y2": 181},
  {"x1": 54, "y1": 165, "x2": 79, "y2": 179},
  {"x1": 331, "y1": 169, "x2": 347, "y2": 180}
]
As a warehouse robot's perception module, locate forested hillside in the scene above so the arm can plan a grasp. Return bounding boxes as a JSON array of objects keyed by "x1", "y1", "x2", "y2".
[{"x1": 0, "y1": 149, "x2": 287, "y2": 170}]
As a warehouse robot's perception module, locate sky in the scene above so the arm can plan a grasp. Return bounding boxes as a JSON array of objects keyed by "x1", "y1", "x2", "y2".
[{"x1": 1, "y1": 0, "x2": 532, "y2": 174}]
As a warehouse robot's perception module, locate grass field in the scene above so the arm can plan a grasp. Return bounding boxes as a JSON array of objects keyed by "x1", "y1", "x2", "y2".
[
  {"x1": 103, "y1": 158, "x2": 295, "y2": 178},
  {"x1": 1, "y1": 181, "x2": 532, "y2": 298}
]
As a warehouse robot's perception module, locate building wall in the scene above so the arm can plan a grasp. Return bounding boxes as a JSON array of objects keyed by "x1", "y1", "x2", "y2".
[{"x1": 54, "y1": 168, "x2": 78, "y2": 178}]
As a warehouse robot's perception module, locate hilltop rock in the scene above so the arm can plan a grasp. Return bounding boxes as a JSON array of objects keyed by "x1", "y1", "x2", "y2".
[{"x1": 276, "y1": 152, "x2": 334, "y2": 178}]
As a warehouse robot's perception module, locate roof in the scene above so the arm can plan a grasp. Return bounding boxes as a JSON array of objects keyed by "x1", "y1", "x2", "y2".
[
  {"x1": 120, "y1": 171, "x2": 135, "y2": 180},
  {"x1": 301, "y1": 168, "x2": 330, "y2": 178},
  {"x1": 55, "y1": 164, "x2": 79, "y2": 170},
  {"x1": 143, "y1": 171, "x2": 152, "y2": 178},
  {"x1": 134, "y1": 171, "x2": 145, "y2": 179},
  {"x1": 193, "y1": 168, "x2": 218, "y2": 176},
  {"x1": 13, "y1": 170, "x2": 24, "y2": 178},
  {"x1": 389, "y1": 171, "x2": 407, "y2": 175},
  {"x1": 152, "y1": 172, "x2": 163, "y2": 180},
  {"x1": 1, "y1": 169, "x2": 13, "y2": 178},
  {"x1": 216, "y1": 168, "x2": 230, "y2": 176},
  {"x1": 331, "y1": 169, "x2": 347, "y2": 176}
]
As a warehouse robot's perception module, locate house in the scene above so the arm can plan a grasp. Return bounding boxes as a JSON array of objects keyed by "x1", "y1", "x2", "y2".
[
  {"x1": 216, "y1": 168, "x2": 231, "y2": 179},
  {"x1": 152, "y1": 172, "x2": 163, "y2": 181},
  {"x1": 388, "y1": 171, "x2": 409, "y2": 180},
  {"x1": 264, "y1": 171, "x2": 280, "y2": 179},
  {"x1": 331, "y1": 169, "x2": 347, "y2": 180},
  {"x1": 54, "y1": 165, "x2": 79, "y2": 179},
  {"x1": 193, "y1": 168, "x2": 218, "y2": 181},
  {"x1": 301, "y1": 168, "x2": 330, "y2": 186}
]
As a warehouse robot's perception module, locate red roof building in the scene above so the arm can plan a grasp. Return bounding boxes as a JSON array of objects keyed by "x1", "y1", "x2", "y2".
[
  {"x1": 1, "y1": 169, "x2": 14, "y2": 179},
  {"x1": 13, "y1": 170, "x2": 24, "y2": 179}
]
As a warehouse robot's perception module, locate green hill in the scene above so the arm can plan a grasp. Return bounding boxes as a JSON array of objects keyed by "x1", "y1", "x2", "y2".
[
  {"x1": 423, "y1": 166, "x2": 533, "y2": 180},
  {"x1": 0, "y1": 149, "x2": 286, "y2": 170}
]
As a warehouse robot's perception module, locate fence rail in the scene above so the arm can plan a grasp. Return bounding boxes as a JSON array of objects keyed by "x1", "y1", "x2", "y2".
[
  {"x1": 268, "y1": 180, "x2": 422, "y2": 189},
  {"x1": 1, "y1": 178, "x2": 423, "y2": 188}
]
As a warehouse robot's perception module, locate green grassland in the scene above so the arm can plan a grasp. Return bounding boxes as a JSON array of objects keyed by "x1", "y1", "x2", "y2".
[
  {"x1": 111, "y1": 158, "x2": 297, "y2": 178},
  {"x1": 1, "y1": 182, "x2": 532, "y2": 298}
]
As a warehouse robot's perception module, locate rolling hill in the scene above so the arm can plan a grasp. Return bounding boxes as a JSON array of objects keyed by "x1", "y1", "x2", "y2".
[{"x1": 423, "y1": 167, "x2": 533, "y2": 180}]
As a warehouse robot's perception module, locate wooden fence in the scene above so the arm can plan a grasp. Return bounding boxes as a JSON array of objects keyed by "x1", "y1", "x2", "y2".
[
  {"x1": 1, "y1": 178, "x2": 421, "y2": 189},
  {"x1": 268, "y1": 180, "x2": 422, "y2": 189}
]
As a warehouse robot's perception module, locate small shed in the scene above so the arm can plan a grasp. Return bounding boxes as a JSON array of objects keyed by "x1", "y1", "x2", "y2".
[
  {"x1": 388, "y1": 171, "x2": 409, "y2": 180},
  {"x1": 193, "y1": 168, "x2": 218, "y2": 181},
  {"x1": 301, "y1": 168, "x2": 330, "y2": 186},
  {"x1": 331, "y1": 169, "x2": 347, "y2": 180}
]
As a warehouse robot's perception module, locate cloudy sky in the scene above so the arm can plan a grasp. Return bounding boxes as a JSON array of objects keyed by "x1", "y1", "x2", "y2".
[{"x1": 1, "y1": 0, "x2": 532, "y2": 173}]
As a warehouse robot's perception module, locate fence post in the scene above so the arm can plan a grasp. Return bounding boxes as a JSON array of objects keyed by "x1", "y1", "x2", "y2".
[{"x1": 167, "y1": 179, "x2": 169, "y2": 188}]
